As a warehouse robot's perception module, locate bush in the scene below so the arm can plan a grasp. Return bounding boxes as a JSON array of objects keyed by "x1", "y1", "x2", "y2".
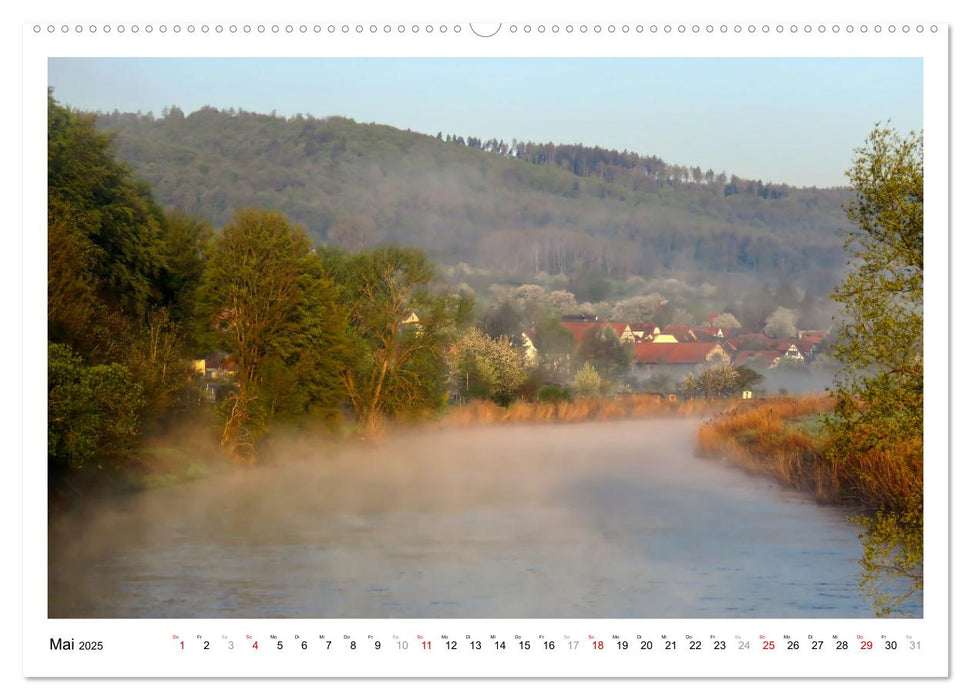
[
  {"x1": 48, "y1": 342, "x2": 145, "y2": 468},
  {"x1": 573, "y1": 362, "x2": 603, "y2": 398},
  {"x1": 537, "y1": 385, "x2": 572, "y2": 403}
]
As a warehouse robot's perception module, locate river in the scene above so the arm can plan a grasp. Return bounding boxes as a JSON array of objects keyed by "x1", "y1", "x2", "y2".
[{"x1": 48, "y1": 418, "x2": 919, "y2": 618}]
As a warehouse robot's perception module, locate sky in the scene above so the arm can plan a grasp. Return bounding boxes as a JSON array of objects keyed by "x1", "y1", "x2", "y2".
[{"x1": 47, "y1": 57, "x2": 922, "y2": 188}]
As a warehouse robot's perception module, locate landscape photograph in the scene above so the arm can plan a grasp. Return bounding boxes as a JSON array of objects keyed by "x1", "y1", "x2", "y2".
[{"x1": 45, "y1": 57, "x2": 924, "y2": 619}]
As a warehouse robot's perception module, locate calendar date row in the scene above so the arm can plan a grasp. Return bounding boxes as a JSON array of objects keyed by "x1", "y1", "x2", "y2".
[{"x1": 173, "y1": 635, "x2": 921, "y2": 653}]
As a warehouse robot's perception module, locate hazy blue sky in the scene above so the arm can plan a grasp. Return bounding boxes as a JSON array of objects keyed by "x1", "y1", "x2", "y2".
[{"x1": 47, "y1": 57, "x2": 922, "y2": 187}]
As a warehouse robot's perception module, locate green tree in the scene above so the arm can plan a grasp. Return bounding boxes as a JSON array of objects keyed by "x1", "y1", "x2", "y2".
[
  {"x1": 197, "y1": 209, "x2": 349, "y2": 454},
  {"x1": 48, "y1": 343, "x2": 145, "y2": 468},
  {"x1": 828, "y1": 125, "x2": 923, "y2": 616},
  {"x1": 851, "y1": 498, "x2": 923, "y2": 617},
  {"x1": 124, "y1": 307, "x2": 190, "y2": 421},
  {"x1": 48, "y1": 94, "x2": 170, "y2": 366},
  {"x1": 830, "y1": 126, "x2": 923, "y2": 452},
  {"x1": 448, "y1": 328, "x2": 529, "y2": 406},
  {"x1": 331, "y1": 245, "x2": 471, "y2": 429},
  {"x1": 48, "y1": 92, "x2": 165, "y2": 319},
  {"x1": 48, "y1": 199, "x2": 109, "y2": 357},
  {"x1": 531, "y1": 317, "x2": 575, "y2": 384},
  {"x1": 733, "y1": 365, "x2": 764, "y2": 394},
  {"x1": 48, "y1": 93, "x2": 198, "y2": 470},
  {"x1": 573, "y1": 362, "x2": 603, "y2": 398},
  {"x1": 678, "y1": 361, "x2": 739, "y2": 399},
  {"x1": 158, "y1": 209, "x2": 213, "y2": 332},
  {"x1": 576, "y1": 325, "x2": 632, "y2": 380}
]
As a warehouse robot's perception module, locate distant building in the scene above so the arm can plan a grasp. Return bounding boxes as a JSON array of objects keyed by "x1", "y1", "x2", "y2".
[
  {"x1": 605, "y1": 322, "x2": 636, "y2": 343},
  {"x1": 659, "y1": 324, "x2": 697, "y2": 342},
  {"x1": 192, "y1": 353, "x2": 238, "y2": 381},
  {"x1": 779, "y1": 343, "x2": 807, "y2": 363},
  {"x1": 631, "y1": 341, "x2": 732, "y2": 384},
  {"x1": 559, "y1": 320, "x2": 634, "y2": 344},
  {"x1": 633, "y1": 342, "x2": 731, "y2": 367},
  {"x1": 189, "y1": 353, "x2": 238, "y2": 403},
  {"x1": 733, "y1": 349, "x2": 784, "y2": 368},
  {"x1": 629, "y1": 323, "x2": 661, "y2": 340}
]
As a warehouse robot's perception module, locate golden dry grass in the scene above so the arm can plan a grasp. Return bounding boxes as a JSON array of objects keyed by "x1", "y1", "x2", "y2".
[
  {"x1": 439, "y1": 394, "x2": 724, "y2": 428},
  {"x1": 696, "y1": 395, "x2": 921, "y2": 510}
]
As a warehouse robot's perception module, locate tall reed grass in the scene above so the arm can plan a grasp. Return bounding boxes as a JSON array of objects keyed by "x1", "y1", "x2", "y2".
[
  {"x1": 439, "y1": 394, "x2": 725, "y2": 428},
  {"x1": 696, "y1": 395, "x2": 921, "y2": 511}
]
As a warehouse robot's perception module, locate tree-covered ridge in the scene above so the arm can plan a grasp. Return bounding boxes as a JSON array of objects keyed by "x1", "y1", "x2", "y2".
[{"x1": 95, "y1": 106, "x2": 851, "y2": 294}]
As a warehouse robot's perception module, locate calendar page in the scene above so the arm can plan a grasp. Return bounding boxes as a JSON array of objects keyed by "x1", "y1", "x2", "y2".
[{"x1": 21, "y1": 0, "x2": 951, "y2": 686}]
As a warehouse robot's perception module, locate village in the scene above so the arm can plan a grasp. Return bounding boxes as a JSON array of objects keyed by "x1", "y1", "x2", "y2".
[
  {"x1": 528, "y1": 313, "x2": 825, "y2": 371},
  {"x1": 191, "y1": 309, "x2": 831, "y2": 405}
]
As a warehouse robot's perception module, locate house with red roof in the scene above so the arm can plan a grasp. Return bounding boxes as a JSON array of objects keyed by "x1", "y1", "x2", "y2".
[
  {"x1": 660, "y1": 324, "x2": 697, "y2": 342},
  {"x1": 559, "y1": 320, "x2": 635, "y2": 344},
  {"x1": 798, "y1": 329, "x2": 830, "y2": 343},
  {"x1": 605, "y1": 322, "x2": 636, "y2": 343},
  {"x1": 733, "y1": 349, "x2": 784, "y2": 368},
  {"x1": 559, "y1": 320, "x2": 605, "y2": 344},
  {"x1": 790, "y1": 336, "x2": 826, "y2": 360},
  {"x1": 633, "y1": 342, "x2": 731, "y2": 366},
  {"x1": 731, "y1": 333, "x2": 775, "y2": 350},
  {"x1": 631, "y1": 341, "x2": 733, "y2": 384},
  {"x1": 690, "y1": 326, "x2": 726, "y2": 340},
  {"x1": 629, "y1": 323, "x2": 661, "y2": 340}
]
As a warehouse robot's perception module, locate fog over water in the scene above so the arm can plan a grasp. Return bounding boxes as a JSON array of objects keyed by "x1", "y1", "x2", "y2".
[{"x1": 49, "y1": 418, "x2": 903, "y2": 618}]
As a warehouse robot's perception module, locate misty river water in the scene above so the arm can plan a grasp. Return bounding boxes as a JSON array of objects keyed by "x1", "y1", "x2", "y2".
[{"x1": 49, "y1": 418, "x2": 916, "y2": 618}]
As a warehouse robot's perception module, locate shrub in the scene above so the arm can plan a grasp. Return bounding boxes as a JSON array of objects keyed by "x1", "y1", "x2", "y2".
[
  {"x1": 573, "y1": 362, "x2": 602, "y2": 398},
  {"x1": 538, "y1": 385, "x2": 572, "y2": 403}
]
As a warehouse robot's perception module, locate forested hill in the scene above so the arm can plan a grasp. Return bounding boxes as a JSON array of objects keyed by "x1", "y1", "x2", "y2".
[{"x1": 95, "y1": 106, "x2": 851, "y2": 293}]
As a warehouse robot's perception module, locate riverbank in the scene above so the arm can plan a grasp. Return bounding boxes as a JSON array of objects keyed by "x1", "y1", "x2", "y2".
[
  {"x1": 47, "y1": 393, "x2": 832, "y2": 511},
  {"x1": 696, "y1": 394, "x2": 924, "y2": 617},
  {"x1": 52, "y1": 394, "x2": 718, "y2": 509},
  {"x1": 695, "y1": 395, "x2": 921, "y2": 512},
  {"x1": 48, "y1": 420, "x2": 237, "y2": 515},
  {"x1": 436, "y1": 394, "x2": 728, "y2": 428}
]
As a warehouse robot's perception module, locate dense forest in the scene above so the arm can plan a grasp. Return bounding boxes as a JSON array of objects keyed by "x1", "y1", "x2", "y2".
[{"x1": 94, "y1": 106, "x2": 851, "y2": 298}]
